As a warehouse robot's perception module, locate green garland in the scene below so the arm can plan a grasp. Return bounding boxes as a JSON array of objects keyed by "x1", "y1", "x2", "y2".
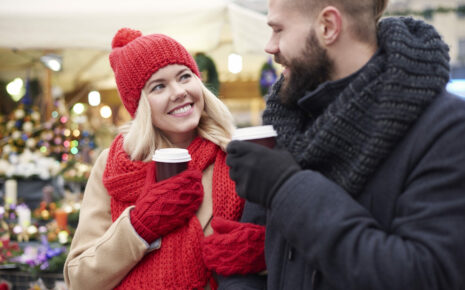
[
  {"x1": 385, "y1": 5, "x2": 465, "y2": 18},
  {"x1": 194, "y1": 53, "x2": 220, "y2": 95}
]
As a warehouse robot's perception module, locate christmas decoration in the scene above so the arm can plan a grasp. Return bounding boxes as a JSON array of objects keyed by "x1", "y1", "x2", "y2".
[
  {"x1": 3, "y1": 179, "x2": 17, "y2": 207},
  {"x1": 259, "y1": 57, "x2": 278, "y2": 97},
  {"x1": 37, "y1": 97, "x2": 96, "y2": 165},
  {"x1": 1, "y1": 198, "x2": 78, "y2": 244},
  {"x1": 60, "y1": 160, "x2": 92, "y2": 183},
  {"x1": 195, "y1": 52, "x2": 220, "y2": 95},
  {"x1": 2, "y1": 103, "x2": 42, "y2": 156},
  {"x1": 10, "y1": 234, "x2": 68, "y2": 277},
  {"x1": 32, "y1": 202, "x2": 57, "y2": 224},
  {"x1": 0, "y1": 83, "x2": 78, "y2": 290},
  {"x1": 0, "y1": 96, "x2": 95, "y2": 181},
  {"x1": 0, "y1": 279, "x2": 12, "y2": 290},
  {"x1": 0, "y1": 238, "x2": 21, "y2": 266}
]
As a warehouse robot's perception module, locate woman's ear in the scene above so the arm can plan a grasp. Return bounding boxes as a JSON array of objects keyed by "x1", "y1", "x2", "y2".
[{"x1": 316, "y1": 6, "x2": 342, "y2": 46}]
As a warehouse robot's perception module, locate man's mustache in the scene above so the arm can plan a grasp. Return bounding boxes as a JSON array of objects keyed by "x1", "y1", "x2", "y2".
[{"x1": 274, "y1": 54, "x2": 286, "y2": 66}]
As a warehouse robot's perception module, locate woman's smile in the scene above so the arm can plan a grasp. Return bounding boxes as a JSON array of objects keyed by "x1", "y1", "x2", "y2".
[{"x1": 168, "y1": 103, "x2": 194, "y2": 116}]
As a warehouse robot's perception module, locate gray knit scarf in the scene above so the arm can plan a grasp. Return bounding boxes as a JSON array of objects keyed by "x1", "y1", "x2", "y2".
[{"x1": 262, "y1": 17, "x2": 450, "y2": 197}]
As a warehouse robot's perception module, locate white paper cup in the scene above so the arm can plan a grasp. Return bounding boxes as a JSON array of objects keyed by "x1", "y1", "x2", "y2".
[
  {"x1": 232, "y1": 125, "x2": 277, "y2": 148},
  {"x1": 152, "y1": 148, "x2": 191, "y2": 181}
]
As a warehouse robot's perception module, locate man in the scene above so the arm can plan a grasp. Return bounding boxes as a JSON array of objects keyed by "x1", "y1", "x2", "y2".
[{"x1": 221, "y1": 0, "x2": 465, "y2": 289}]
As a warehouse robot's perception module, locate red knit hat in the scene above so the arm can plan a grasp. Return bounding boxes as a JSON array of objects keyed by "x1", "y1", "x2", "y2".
[{"x1": 109, "y1": 28, "x2": 200, "y2": 118}]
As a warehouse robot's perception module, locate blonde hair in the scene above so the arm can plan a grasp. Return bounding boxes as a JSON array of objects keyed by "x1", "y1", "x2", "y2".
[{"x1": 120, "y1": 76, "x2": 235, "y2": 162}]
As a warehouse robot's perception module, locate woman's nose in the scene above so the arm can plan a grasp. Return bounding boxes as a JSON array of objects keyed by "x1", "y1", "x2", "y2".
[{"x1": 170, "y1": 83, "x2": 187, "y2": 101}]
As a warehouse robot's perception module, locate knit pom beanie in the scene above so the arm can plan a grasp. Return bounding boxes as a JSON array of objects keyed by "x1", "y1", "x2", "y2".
[{"x1": 109, "y1": 28, "x2": 200, "y2": 117}]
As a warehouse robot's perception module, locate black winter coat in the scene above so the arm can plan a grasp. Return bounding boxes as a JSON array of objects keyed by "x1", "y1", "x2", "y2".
[{"x1": 219, "y1": 90, "x2": 465, "y2": 290}]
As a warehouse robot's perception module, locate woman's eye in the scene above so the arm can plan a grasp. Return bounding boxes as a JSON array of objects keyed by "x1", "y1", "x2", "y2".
[
  {"x1": 180, "y1": 73, "x2": 192, "y2": 81},
  {"x1": 151, "y1": 84, "x2": 164, "y2": 92}
]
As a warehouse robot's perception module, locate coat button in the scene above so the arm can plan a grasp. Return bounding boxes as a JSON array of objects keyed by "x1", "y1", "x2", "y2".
[{"x1": 288, "y1": 247, "x2": 294, "y2": 261}]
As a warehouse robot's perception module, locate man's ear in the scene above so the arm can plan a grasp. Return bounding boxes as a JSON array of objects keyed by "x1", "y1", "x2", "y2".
[{"x1": 316, "y1": 6, "x2": 342, "y2": 46}]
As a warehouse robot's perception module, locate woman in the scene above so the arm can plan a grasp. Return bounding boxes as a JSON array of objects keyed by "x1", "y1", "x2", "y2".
[{"x1": 64, "y1": 28, "x2": 265, "y2": 289}]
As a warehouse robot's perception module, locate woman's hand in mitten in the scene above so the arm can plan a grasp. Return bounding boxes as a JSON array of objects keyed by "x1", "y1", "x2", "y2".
[
  {"x1": 202, "y1": 217, "x2": 266, "y2": 276},
  {"x1": 130, "y1": 162, "x2": 204, "y2": 243}
]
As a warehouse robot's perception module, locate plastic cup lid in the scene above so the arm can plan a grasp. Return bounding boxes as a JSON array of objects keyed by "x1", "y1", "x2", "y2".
[
  {"x1": 152, "y1": 148, "x2": 191, "y2": 163},
  {"x1": 232, "y1": 125, "x2": 277, "y2": 141}
]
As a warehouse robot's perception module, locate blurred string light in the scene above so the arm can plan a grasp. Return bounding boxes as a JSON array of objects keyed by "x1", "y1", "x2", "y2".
[
  {"x1": 88, "y1": 91, "x2": 101, "y2": 106},
  {"x1": 447, "y1": 79, "x2": 465, "y2": 99},
  {"x1": 100, "y1": 105, "x2": 112, "y2": 119},
  {"x1": 6, "y1": 78, "x2": 26, "y2": 101},
  {"x1": 40, "y1": 54, "x2": 62, "y2": 72},
  {"x1": 228, "y1": 53, "x2": 243, "y2": 74},
  {"x1": 72, "y1": 103, "x2": 85, "y2": 115}
]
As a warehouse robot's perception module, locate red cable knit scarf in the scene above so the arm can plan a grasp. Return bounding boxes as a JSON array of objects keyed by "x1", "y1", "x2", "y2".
[{"x1": 102, "y1": 134, "x2": 244, "y2": 289}]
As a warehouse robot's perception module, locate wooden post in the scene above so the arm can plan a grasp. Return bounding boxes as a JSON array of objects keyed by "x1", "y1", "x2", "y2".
[
  {"x1": 251, "y1": 98, "x2": 265, "y2": 126},
  {"x1": 42, "y1": 68, "x2": 53, "y2": 121}
]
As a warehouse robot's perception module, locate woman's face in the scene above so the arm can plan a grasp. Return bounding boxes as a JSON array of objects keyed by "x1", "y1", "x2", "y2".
[{"x1": 143, "y1": 64, "x2": 204, "y2": 147}]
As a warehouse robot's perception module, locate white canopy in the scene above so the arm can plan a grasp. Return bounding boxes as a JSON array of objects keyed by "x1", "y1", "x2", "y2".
[
  {"x1": 0, "y1": 0, "x2": 271, "y2": 92},
  {"x1": 1, "y1": 0, "x2": 228, "y2": 51}
]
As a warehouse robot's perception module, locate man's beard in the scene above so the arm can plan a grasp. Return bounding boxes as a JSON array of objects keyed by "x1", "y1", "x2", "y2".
[{"x1": 276, "y1": 30, "x2": 333, "y2": 106}]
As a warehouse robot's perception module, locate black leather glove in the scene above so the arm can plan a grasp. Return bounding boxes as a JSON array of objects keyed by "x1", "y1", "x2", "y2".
[{"x1": 226, "y1": 140, "x2": 300, "y2": 208}]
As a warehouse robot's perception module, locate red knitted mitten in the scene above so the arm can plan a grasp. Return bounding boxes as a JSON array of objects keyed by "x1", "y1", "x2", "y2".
[
  {"x1": 202, "y1": 217, "x2": 266, "y2": 276},
  {"x1": 130, "y1": 163, "x2": 204, "y2": 243}
]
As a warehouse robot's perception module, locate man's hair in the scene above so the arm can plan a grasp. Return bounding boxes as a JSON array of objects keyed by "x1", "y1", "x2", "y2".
[
  {"x1": 120, "y1": 75, "x2": 235, "y2": 161},
  {"x1": 293, "y1": 0, "x2": 389, "y2": 43}
]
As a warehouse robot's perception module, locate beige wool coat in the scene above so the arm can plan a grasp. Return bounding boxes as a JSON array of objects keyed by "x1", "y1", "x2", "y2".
[{"x1": 64, "y1": 149, "x2": 215, "y2": 290}]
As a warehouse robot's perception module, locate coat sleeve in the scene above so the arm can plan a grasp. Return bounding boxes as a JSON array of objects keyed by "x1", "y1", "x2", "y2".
[
  {"x1": 64, "y1": 149, "x2": 150, "y2": 290},
  {"x1": 269, "y1": 96, "x2": 465, "y2": 290}
]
